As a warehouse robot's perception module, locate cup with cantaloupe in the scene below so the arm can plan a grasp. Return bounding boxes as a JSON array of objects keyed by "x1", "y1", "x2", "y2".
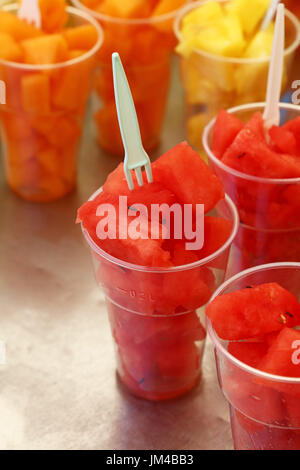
[
  {"x1": 72, "y1": 0, "x2": 190, "y2": 157},
  {"x1": 0, "y1": 1, "x2": 103, "y2": 202},
  {"x1": 174, "y1": 0, "x2": 300, "y2": 154}
]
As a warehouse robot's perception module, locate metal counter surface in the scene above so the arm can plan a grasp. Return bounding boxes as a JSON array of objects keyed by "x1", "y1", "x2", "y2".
[{"x1": 0, "y1": 65, "x2": 233, "y2": 450}]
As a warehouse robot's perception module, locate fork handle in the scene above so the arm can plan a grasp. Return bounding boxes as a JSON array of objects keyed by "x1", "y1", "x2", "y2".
[{"x1": 112, "y1": 53, "x2": 144, "y2": 159}]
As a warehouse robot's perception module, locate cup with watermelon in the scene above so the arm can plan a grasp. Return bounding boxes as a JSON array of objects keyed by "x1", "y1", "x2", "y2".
[
  {"x1": 203, "y1": 102, "x2": 300, "y2": 274},
  {"x1": 72, "y1": 0, "x2": 190, "y2": 156},
  {"x1": 77, "y1": 141, "x2": 239, "y2": 401},
  {"x1": 206, "y1": 262, "x2": 300, "y2": 450},
  {"x1": 0, "y1": 2, "x2": 103, "y2": 202}
]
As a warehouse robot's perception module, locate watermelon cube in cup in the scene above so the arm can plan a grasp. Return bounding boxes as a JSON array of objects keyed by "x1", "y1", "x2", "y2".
[
  {"x1": 206, "y1": 262, "x2": 300, "y2": 450},
  {"x1": 203, "y1": 102, "x2": 300, "y2": 275},
  {"x1": 77, "y1": 142, "x2": 239, "y2": 401},
  {"x1": 0, "y1": 4, "x2": 103, "y2": 202}
]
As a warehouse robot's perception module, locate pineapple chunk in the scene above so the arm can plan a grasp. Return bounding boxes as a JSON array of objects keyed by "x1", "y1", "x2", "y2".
[
  {"x1": 177, "y1": 4, "x2": 245, "y2": 58},
  {"x1": 225, "y1": 0, "x2": 270, "y2": 35},
  {"x1": 244, "y1": 23, "x2": 274, "y2": 58},
  {"x1": 181, "y1": 1, "x2": 224, "y2": 30}
]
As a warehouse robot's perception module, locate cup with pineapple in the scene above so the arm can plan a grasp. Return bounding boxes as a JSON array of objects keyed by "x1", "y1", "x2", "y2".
[{"x1": 174, "y1": 0, "x2": 300, "y2": 154}]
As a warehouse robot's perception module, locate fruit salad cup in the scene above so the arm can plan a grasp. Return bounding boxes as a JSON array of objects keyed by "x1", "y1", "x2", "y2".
[
  {"x1": 174, "y1": 0, "x2": 300, "y2": 153},
  {"x1": 0, "y1": 4, "x2": 103, "y2": 202},
  {"x1": 203, "y1": 102, "x2": 300, "y2": 274},
  {"x1": 81, "y1": 187, "x2": 238, "y2": 401},
  {"x1": 72, "y1": 0, "x2": 191, "y2": 156},
  {"x1": 207, "y1": 262, "x2": 300, "y2": 450}
]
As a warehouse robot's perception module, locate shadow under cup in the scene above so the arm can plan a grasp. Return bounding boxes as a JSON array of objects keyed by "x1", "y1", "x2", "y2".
[
  {"x1": 82, "y1": 190, "x2": 238, "y2": 401},
  {"x1": 72, "y1": 0, "x2": 190, "y2": 156},
  {"x1": 203, "y1": 103, "x2": 300, "y2": 275},
  {"x1": 0, "y1": 5, "x2": 103, "y2": 202},
  {"x1": 207, "y1": 263, "x2": 300, "y2": 450}
]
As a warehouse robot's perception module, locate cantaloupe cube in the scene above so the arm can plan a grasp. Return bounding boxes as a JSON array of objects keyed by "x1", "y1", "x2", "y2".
[
  {"x1": 98, "y1": 0, "x2": 150, "y2": 18},
  {"x1": 21, "y1": 73, "x2": 50, "y2": 115},
  {"x1": 152, "y1": 0, "x2": 184, "y2": 16},
  {"x1": 51, "y1": 57, "x2": 94, "y2": 110},
  {"x1": 63, "y1": 25, "x2": 98, "y2": 51},
  {"x1": 68, "y1": 50, "x2": 86, "y2": 60},
  {"x1": 0, "y1": 11, "x2": 42, "y2": 41},
  {"x1": 21, "y1": 34, "x2": 68, "y2": 65},
  {"x1": 0, "y1": 32, "x2": 23, "y2": 62},
  {"x1": 39, "y1": 0, "x2": 67, "y2": 33}
]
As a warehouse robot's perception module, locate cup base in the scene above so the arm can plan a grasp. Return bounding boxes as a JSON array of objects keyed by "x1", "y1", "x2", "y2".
[{"x1": 117, "y1": 371, "x2": 201, "y2": 402}]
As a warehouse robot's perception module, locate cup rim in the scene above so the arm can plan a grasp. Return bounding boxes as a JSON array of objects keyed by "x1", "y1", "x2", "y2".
[
  {"x1": 81, "y1": 188, "x2": 239, "y2": 273},
  {"x1": 0, "y1": 4, "x2": 104, "y2": 70},
  {"x1": 202, "y1": 102, "x2": 300, "y2": 185},
  {"x1": 72, "y1": 0, "x2": 192, "y2": 26},
  {"x1": 174, "y1": 0, "x2": 300, "y2": 64},
  {"x1": 207, "y1": 262, "x2": 300, "y2": 384}
]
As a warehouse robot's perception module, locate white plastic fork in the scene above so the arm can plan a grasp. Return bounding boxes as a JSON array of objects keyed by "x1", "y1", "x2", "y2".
[
  {"x1": 261, "y1": 0, "x2": 280, "y2": 31},
  {"x1": 263, "y1": 3, "x2": 285, "y2": 130},
  {"x1": 18, "y1": 0, "x2": 41, "y2": 29},
  {"x1": 112, "y1": 52, "x2": 153, "y2": 191}
]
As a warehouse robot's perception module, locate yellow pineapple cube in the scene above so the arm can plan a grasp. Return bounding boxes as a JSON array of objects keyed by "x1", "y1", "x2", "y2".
[
  {"x1": 226, "y1": 0, "x2": 270, "y2": 35},
  {"x1": 244, "y1": 23, "x2": 274, "y2": 58}
]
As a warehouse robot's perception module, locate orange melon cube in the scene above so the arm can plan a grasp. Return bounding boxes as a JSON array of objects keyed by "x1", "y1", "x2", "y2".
[
  {"x1": 38, "y1": 0, "x2": 68, "y2": 33},
  {"x1": 21, "y1": 34, "x2": 69, "y2": 65},
  {"x1": 63, "y1": 25, "x2": 98, "y2": 51},
  {"x1": 37, "y1": 147, "x2": 60, "y2": 174},
  {"x1": 1, "y1": 112, "x2": 33, "y2": 141},
  {"x1": 52, "y1": 58, "x2": 94, "y2": 111},
  {"x1": 21, "y1": 73, "x2": 51, "y2": 115},
  {"x1": 152, "y1": 0, "x2": 184, "y2": 16},
  {"x1": 0, "y1": 11, "x2": 42, "y2": 41},
  {"x1": 0, "y1": 33, "x2": 23, "y2": 62},
  {"x1": 97, "y1": 0, "x2": 150, "y2": 17},
  {"x1": 68, "y1": 50, "x2": 86, "y2": 60}
]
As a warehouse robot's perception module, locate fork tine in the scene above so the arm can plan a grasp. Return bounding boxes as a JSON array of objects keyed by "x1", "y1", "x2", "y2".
[
  {"x1": 134, "y1": 167, "x2": 144, "y2": 187},
  {"x1": 144, "y1": 162, "x2": 153, "y2": 184},
  {"x1": 124, "y1": 166, "x2": 134, "y2": 191}
]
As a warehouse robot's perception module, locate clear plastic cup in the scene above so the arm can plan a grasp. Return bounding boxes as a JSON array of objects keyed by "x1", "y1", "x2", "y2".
[
  {"x1": 174, "y1": 0, "x2": 300, "y2": 153},
  {"x1": 72, "y1": 0, "x2": 191, "y2": 156},
  {"x1": 207, "y1": 262, "x2": 300, "y2": 450},
  {"x1": 81, "y1": 187, "x2": 239, "y2": 401},
  {"x1": 203, "y1": 102, "x2": 300, "y2": 274},
  {"x1": 0, "y1": 4, "x2": 103, "y2": 202}
]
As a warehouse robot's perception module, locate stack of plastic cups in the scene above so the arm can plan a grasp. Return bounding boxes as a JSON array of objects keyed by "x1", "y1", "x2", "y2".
[
  {"x1": 203, "y1": 102, "x2": 300, "y2": 275},
  {"x1": 207, "y1": 262, "x2": 300, "y2": 450},
  {"x1": 72, "y1": 0, "x2": 191, "y2": 156}
]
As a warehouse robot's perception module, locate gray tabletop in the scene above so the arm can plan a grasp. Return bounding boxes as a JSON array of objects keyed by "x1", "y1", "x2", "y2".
[{"x1": 0, "y1": 62, "x2": 233, "y2": 450}]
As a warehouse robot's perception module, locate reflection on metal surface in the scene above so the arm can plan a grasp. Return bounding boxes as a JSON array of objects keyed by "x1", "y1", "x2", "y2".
[{"x1": 0, "y1": 64, "x2": 232, "y2": 450}]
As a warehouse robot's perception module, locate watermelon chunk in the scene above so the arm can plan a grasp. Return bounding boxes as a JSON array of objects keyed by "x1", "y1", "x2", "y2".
[
  {"x1": 228, "y1": 340, "x2": 269, "y2": 368},
  {"x1": 102, "y1": 162, "x2": 178, "y2": 212},
  {"x1": 211, "y1": 109, "x2": 244, "y2": 159},
  {"x1": 258, "y1": 327, "x2": 300, "y2": 378},
  {"x1": 222, "y1": 124, "x2": 300, "y2": 178},
  {"x1": 269, "y1": 125, "x2": 299, "y2": 156},
  {"x1": 152, "y1": 142, "x2": 225, "y2": 213},
  {"x1": 206, "y1": 283, "x2": 300, "y2": 340},
  {"x1": 196, "y1": 216, "x2": 233, "y2": 260}
]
